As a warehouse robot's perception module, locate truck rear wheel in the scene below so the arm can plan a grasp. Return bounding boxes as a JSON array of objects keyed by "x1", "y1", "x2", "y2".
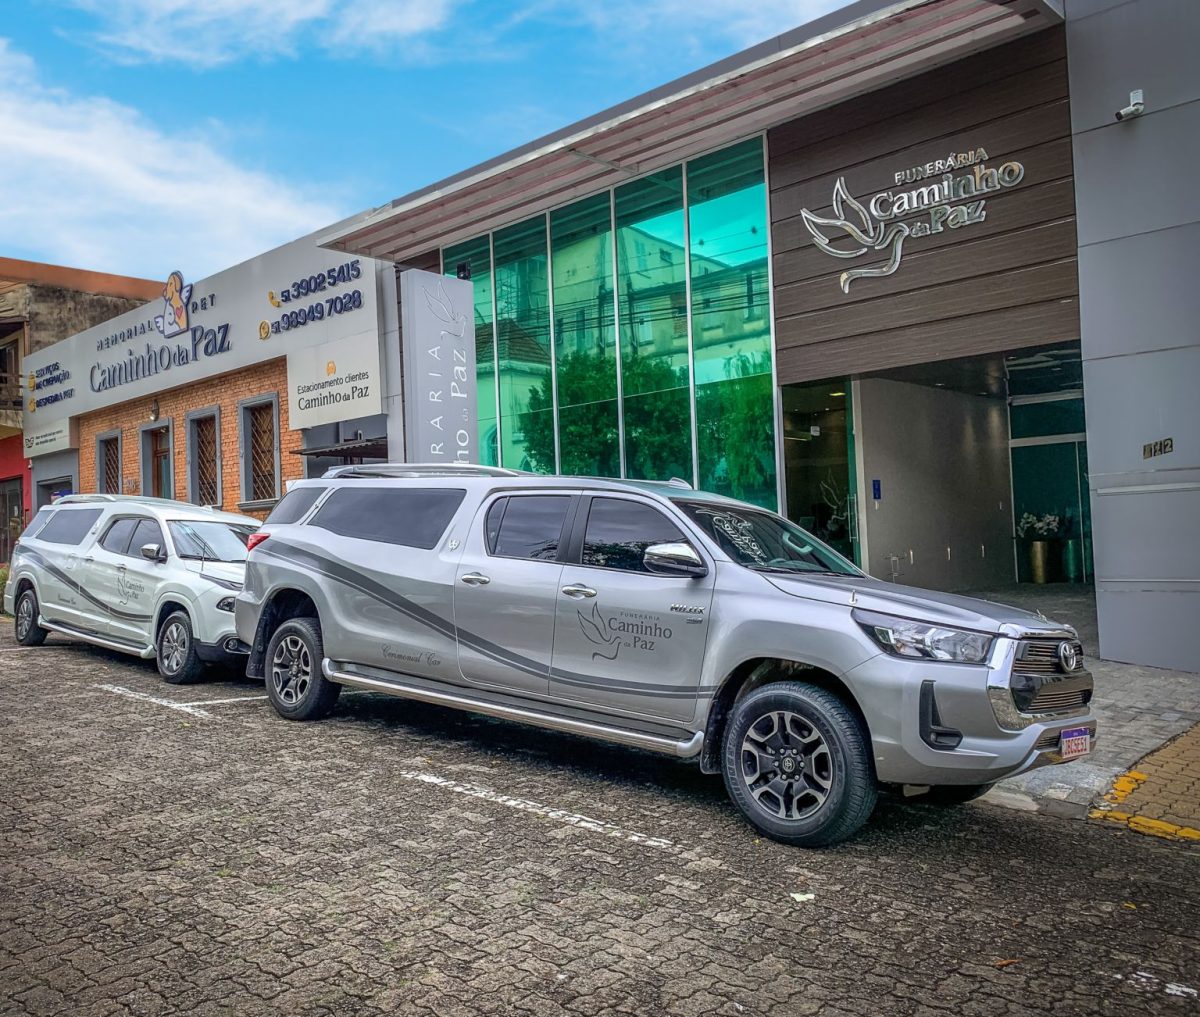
[
  {"x1": 265, "y1": 617, "x2": 341, "y2": 721},
  {"x1": 14, "y1": 588, "x2": 47, "y2": 647},
  {"x1": 721, "y1": 681, "x2": 877, "y2": 847}
]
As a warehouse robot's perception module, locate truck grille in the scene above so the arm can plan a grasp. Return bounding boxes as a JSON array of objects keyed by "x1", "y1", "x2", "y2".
[
  {"x1": 1028, "y1": 685, "x2": 1091, "y2": 712},
  {"x1": 1010, "y1": 639, "x2": 1092, "y2": 716},
  {"x1": 1015, "y1": 639, "x2": 1085, "y2": 675}
]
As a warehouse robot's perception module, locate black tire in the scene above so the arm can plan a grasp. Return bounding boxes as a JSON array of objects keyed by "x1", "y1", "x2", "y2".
[
  {"x1": 264, "y1": 617, "x2": 340, "y2": 721},
  {"x1": 722, "y1": 681, "x2": 877, "y2": 848},
  {"x1": 916, "y1": 783, "x2": 995, "y2": 807},
  {"x1": 14, "y1": 588, "x2": 48, "y2": 647},
  {"x1": 157, "y1": 610, "x2": 205, "y2": 684}
]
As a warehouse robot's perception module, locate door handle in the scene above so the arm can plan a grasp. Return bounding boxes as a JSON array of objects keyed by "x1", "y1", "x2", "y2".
[
  {"x1": 561, "y1": 584, "x2": 596, "y2": 599},
  {"x1": 460, "y1": 572, "x2": 491, "y2": 586},
  {"x1": 83, "y1": 557, "x2": 94, "y2": 566}
]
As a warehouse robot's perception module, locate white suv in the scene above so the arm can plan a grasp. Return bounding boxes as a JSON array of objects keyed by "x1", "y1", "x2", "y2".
[{"x1": 5, "y1": 494, "x2": 259, "y2": 683}]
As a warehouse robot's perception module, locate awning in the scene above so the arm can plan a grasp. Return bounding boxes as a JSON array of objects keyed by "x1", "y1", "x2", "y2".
[
  {"x1": 320, "y1": 0, "x2": 1063, "y2": 265},
  {"x1": 292, "y1": 437, "x2": 389, "y2": 459}
]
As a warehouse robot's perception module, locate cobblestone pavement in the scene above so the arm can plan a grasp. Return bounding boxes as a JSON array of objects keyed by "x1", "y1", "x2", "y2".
[
  {"x1": 2, "y1": 630, "x2": 1199, "y2": 1017},
  {"x1": 1090, "y1": 723, "x2": 1200, "y2": 842},
  {"x1": 962, "y1": 586, "x2": 1200, "y2": 814}
]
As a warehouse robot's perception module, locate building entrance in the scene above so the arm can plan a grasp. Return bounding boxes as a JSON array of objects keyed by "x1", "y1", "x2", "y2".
[
  {"x1": 781, "y1": 344, "x2": 1090, "y2": 593},
  {"x1": 781, "y1": 379, "x2": 858, "y2": 564},
  {"x1": 1, "y1": 476, "x2": 22, "y2": 563}
]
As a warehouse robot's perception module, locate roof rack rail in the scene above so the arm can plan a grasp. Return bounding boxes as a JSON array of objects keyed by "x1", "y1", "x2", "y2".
[
  {"x1": 52, "y1": 493, "x2": 206, "y2": 507},
  {"x1": 53, "y1": 493, "x2": 120, "y2": 503},
  {"x1": 321, "y1": 462, "x2": 526, "y2": 480}
]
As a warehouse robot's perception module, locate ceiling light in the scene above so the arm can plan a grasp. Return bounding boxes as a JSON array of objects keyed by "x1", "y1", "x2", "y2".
[{"x1": 829, "y1": 390, "x2": 845, "y2": 397}]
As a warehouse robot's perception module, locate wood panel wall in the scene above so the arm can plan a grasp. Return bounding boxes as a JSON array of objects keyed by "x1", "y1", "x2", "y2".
[{"x1": 768, "y1": 28, "x2": 1078, "y2": 384}]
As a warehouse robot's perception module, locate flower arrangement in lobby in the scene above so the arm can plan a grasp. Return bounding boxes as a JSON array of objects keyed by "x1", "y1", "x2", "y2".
[{"x1": 1016, "y1": 512, "x2": 1062, "y2": 539}]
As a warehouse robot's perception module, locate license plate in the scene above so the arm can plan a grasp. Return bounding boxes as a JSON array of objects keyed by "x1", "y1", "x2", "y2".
[{"x1": 1060, "y1": 726, "x2": 1091, "y2": 759}]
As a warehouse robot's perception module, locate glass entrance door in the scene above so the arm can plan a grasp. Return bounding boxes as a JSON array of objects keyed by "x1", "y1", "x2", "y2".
[
  {"x1": 781, "y1": 379, "x2": 858, "y2": 564},
  {"x1": 1, "y1": 477, "x2": 23, "y2": 563}
]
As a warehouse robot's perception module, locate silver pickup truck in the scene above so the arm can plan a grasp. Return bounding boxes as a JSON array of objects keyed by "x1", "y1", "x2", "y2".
[{"x1": 235, "y1": 464, "x2": 1096, "y2": 847}]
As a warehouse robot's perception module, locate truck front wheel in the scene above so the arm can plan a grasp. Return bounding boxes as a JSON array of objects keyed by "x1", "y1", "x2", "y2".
[{"x1": 721, "y1": 681, "x2": 877, "y2": 848}]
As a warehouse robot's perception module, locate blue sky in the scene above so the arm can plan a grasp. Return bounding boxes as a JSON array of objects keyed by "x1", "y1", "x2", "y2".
[{"x1": 1, "y1": 1, "x2": 842, "y2": 281}]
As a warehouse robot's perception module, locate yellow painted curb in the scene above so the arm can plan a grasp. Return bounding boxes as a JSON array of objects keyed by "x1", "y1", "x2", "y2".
[
  {"x1": 1089, "y1": 807, "x2": 1200, "y2": 842},
  {"x1": 1101, "y1": 771, "x2": 1147, "y2": 806}
]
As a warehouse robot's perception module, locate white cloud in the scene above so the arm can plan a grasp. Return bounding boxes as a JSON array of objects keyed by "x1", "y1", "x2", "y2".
[
  {"x1": 64, "y1": 0, "x2": 451, "y2": 67},
  {"x1": 0, "y1": 38, "x2": 343, "y2": 279}
]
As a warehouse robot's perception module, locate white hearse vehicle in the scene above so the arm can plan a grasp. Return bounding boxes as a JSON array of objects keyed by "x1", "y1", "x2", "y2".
[
  {"x1": 7, "y1": 494, "x2": 259, "y2": 683},
  {"x1": 236, "y1": 465, "x2": 1097, "y2": 847}
]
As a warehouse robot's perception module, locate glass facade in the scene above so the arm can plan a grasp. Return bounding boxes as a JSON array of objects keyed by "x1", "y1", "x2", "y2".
[
  {"x1": 551, "y1": 193, "x2": 619, "y2": 477},
  {"x1": 688, "y1": 139, "x2": 775, "y2": 507},
  {"x1": 445, "y1": 137, "x2": 778, "y2": 509}
]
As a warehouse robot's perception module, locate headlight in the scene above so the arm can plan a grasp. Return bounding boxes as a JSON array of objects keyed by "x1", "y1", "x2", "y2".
[
  {"x1": 853, "y1": 609, "x2": 992, "y2": 664},
  {"x1": 217, "y1": 596, "x2": 236, "y2": 612}
]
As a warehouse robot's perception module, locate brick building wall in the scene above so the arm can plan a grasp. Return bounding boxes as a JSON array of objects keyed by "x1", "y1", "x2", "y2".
[{"x1": 77, "y1": 357, "x2": 303, "y2": 520}]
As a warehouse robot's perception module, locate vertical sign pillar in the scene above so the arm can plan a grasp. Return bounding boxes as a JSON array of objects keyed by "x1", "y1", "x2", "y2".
[{"x1": 399, "y1": 269, "x2": 477, "y2": 464}]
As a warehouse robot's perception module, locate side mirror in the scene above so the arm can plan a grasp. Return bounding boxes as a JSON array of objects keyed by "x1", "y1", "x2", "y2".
[
  {"x1": 140, "y1": 543, "x2": 166, "y2": 562},
  {"x1": 644, "y1": 542, "x2": 707, "y2": 578}
]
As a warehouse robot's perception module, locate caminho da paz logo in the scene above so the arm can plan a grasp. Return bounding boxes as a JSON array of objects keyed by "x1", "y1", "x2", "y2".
[{"x1": 801, "y1": 148, "x2": 1025, "y2": 293}]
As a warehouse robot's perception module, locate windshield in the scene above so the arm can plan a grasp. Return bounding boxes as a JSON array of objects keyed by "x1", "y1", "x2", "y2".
[
  {"x1": 167, "y1": 520, "x2": 256, "y2": 563},
  {"x1": 675, "y1": 500, "x2": 861, "y2": 576}
]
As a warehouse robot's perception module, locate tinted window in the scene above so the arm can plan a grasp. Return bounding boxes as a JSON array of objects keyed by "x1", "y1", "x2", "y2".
[
  {"x1": 21, "y1": 508, "x2": 52, "y2": 539},
  {"x1": 491, "y1": 495, "x2": 570, "y2": 561},
  {"x1": 100, "y1": 517, "x2": 138, "y2": 554},
  {"x1": 266, "y1": 486, "x2": 323, "y2": 525},
  {"x1": 37, "y1": 508, "x2": 103, "y2": 545},
  {"x1": 485, "y1": 498, "x2": 508, "y2": 553},
  {"x1": 582, "y1": 498, "x2": 685, "y2": 572},
  {"x1": 129, "y1": 518, "x2": 165, "y2": 554},
  {"x1": 310, "y1": 487, "x2": 465, "y2": 549}
]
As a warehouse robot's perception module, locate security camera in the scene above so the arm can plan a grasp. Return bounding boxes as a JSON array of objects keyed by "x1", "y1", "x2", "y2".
[{"x1": 1116, "y1": 89, "x2": 1145, "y2": 122}]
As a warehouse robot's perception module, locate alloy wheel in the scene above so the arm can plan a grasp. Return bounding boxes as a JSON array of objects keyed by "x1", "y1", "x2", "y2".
[
  {"x1": 161, "y1": 621, "x2": 188, "y2": 675},
  {"x1": 272, "y1": 635, "x2": 312, "y2": 706},
  {"x1": 740, "y1": 709, "x2": 834, "y2": 821},
  {"x1": 16, "y1": 596, "x2": 33, "y2": 640}
]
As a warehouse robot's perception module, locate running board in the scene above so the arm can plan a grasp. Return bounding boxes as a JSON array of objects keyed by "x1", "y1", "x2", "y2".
[
  {"x1": 322, "y1": 661, "x2": 704, "y2": 759},
  {"x1": 39, "y1": 617, "x2": 156, "y2": 659}
]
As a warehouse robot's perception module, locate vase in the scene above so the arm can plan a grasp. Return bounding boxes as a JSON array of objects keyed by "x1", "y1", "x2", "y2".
[
  {"x1": 1028, "y1": 540, "x2": 1056, "y2": 584},
  {"x1": 1063, "y1": 538, "x2": 1082, "y2": 583}
]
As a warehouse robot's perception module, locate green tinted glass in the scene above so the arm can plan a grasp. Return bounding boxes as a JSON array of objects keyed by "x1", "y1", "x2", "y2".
[
  {"x1": 493, "y1": 217, "x2": 552, "y2": 472},
  {"x1": 1009, "y1": 397, "x2": 1085, "y2": 439},
  {"x1": 687, "y1": 139, "x2": 776, "y2": 509},
  {"x1": 615, "y1": 167, "x2": 693, "y2": 482},
  {"x1": 550, "y1": 193, "x2": 620, "y2": 477},
  {"x1": 443, "y1": 237, "x2": 498, "y2": 466}
]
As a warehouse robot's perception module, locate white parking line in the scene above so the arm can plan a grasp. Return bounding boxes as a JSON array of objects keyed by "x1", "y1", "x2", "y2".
[
  {"x1": 91, "y1": 684, "x2": 213, "y2": 719},
  {"x1": 396, "y1": 770, "x2": 677, "y2": 852},
  {"x1": 1115, "y1": 972, "x2": 1199, "y2": 999},
  {"x1": 178, "y1": 696, "x2": 268, "y2": 707}
]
